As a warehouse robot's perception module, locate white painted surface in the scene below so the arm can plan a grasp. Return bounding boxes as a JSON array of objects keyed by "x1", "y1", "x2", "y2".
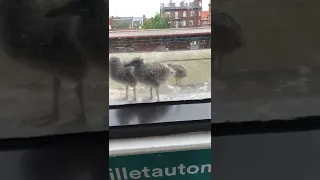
[
  {"x1": 109, "y1": 27, "x2": 211, "y2": 38},
  {"x1": 109, "y1": 131, "x2": 211, "y2": 156},
  {"x1": 109, "y1": 49, "x2": 211, "y2": 62}
]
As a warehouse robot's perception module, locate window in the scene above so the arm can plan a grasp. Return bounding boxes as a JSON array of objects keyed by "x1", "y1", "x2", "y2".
[
  {"x1": 175, "y1": 20, "x2": 179, "y2": 28},
  {"x1": 0, "y1": 0, "x2": 109, "y2": 137},
  {"x1": 198, "y1": 19, "x2": 201, "y2": 26},
  {"x1": 165, "y1": 12, "x2": 171, "y2": 17},
  {"x1": 182, "y1": 20, "x2": 187, "y2": 26},
  {"x1": 189, "y1": 20, "x2": 194, "y2": 26},
  {"x1": 183, "y1": 11, "x2": 187, "y2": 17},
  {"x1": 109, "y1": 1, "x2": 211, "y2": 105},
  {"x1": 175, "y1": 11, "x2": 179, "y2": 19},
  {"x1": 212, "y1": 0, "x2": 320, "y2": 125},
  {"x1": 199, "y1": 11, "x2": 201, "y2": 16},
  {"x1": 190, "y1": 11, "x2": 194, "y2": 17}
]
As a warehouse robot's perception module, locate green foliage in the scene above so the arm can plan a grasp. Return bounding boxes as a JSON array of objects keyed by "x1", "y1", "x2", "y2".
[{"x1": 142, "y1": 12, "x2": 171, "y2": 29}]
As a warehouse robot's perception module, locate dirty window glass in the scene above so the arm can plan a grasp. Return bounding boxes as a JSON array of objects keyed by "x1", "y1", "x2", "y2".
[
  {"x1": 0, "y1": 0, "x2": 108, "y2": 138},
  {"x1": 212, "y1": 0, "x2": 320, "y2": 122},
  {"x1": 109, "y1": 0, "x2": 212, "y2": 105}
]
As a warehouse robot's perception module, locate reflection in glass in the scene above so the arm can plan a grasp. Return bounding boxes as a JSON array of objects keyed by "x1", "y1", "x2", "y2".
[
  {"x1": 213, "y1": 0, "x2": 320, "y2": 122},
  {"x1": 0, "y1": 0, "x2": 108, "y2": 138},
  {"x1": 109, "y1": 0, "x2": 212, "y2": 105}
]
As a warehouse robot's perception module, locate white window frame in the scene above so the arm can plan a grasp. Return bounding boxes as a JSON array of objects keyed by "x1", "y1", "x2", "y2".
[
  {"x1": 190, "y1": 11, "x2": 194, "y2": 17},
  {"x1": 175, "y1": 11, "x2": 179, "y2": 19},
  {"x1": 183, "y1": 11, "x2": 187, "y2": 17},
  {"x1": 182, "y1": 20, "x2": 186, "y2": 26},
  {"x1": 189, "y1": 20, "x2": 193, "y2": 26}
]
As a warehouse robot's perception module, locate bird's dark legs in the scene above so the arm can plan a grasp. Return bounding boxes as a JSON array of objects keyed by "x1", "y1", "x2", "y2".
[
  {"x1": 76, "y1": 80, "x2": 86, "y2": 122},
  {"x1": 133, "y1": 86, "x2": 136, "y2": 100},
  {"x1": 156, "y1": 88, "x2": 160, "y2": 101},
  {"x1": 175, "y1": 78, "x2": 178, "y2": 85},
  {"x1": 125, "y1": 85, "x2": 129, "y2": 99}
]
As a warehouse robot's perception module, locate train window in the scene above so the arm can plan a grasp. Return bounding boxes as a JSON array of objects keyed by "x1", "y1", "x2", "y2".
[
  {"x1": 109, "y1": 0, "x2": 211, "y2": 105},
  {"x1": 212, "y1": 0, "x2": 320, "y2": 122}
]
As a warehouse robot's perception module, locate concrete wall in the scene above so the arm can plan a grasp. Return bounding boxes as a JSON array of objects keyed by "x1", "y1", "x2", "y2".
[{"x1": 213, "y1": 0, "x2": 320, "y2": 72}]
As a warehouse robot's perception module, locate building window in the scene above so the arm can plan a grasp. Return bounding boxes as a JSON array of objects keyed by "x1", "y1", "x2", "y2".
[
  {"x1": 175, "y1": 20, "x2": 179, "y2": 28},
  {"x1": 182, "y1": 20, "x2": 186, "y2": 26},
  {"x1": 183, "y1": 11, "x2": 187, "y2": 17},
  {"x1": 199, "y1": 11, "x2": 201, "y2": 16},
  {"x1": 165, "y1": 12, "x2": 170, "y2": 17},
  {"x1": 198, "y1": 19, "x2": 200, "y2": 26},
  {"x1": 175, "y1": 11, "x2": 179, "y2": 19},
  {"x1": 199, "y1": 2, "x2": 202, "y2": 6},
  {"x1": 189, "y1": 20, "x2": 193, "y2": 26},
  {"x1": 190, "y1": 11, "x2": 194, "y2": 17}
]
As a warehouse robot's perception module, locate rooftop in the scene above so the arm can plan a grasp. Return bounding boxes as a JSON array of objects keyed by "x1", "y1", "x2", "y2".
[
  {"x1": 202, "y1": 11, "x2": 209, "y2": 19},
  {"x1": 109, "y1": 27, "x2": 211, "y2": 38},
  {"x1": 160, "y1": 2, "x2": 202, "y2": 10}
]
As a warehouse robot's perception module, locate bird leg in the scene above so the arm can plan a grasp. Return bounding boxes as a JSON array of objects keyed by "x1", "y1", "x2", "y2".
[
  {"x1": 149, "y1": 87, "x2": 153, "y2": 99},
  {"x1": 133, "y1": 86, "x2": 137, "y2": 100},
  {"x1": 75, "y1": 80, "x2": 86, "y2": 122},
  {"x1": 125, "y1": 85, "x2": 129, "y2": 99},
  {"x1": 156, "y1": 88, "x2": 160, "y2": 101},
  {"x1": 175, "y1": 78, "x2": 178, "y2": 85},
  {"x1": 21, "y1": 77, "x2": 60, "y2": 127}
]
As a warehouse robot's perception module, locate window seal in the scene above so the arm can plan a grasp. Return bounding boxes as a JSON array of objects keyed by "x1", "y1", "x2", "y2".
[{"x1": 212, "y1": 116, "x2": 320, "y2": 137}]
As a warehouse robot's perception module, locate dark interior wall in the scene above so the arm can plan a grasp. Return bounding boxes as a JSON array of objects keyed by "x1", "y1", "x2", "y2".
[
  {"x1": 0, "y1": 145, "x2": 108, "y2": 180},
  {"x1": 213, "y1": 0, "x2": 320, "y2": 72},
  {"x1": 212, "y1": 131, "x2": 320, "y2": 180}
]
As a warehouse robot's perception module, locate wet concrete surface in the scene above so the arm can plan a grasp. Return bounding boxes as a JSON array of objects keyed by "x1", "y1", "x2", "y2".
[
  {"x1": 109, "y1": 81, "x2": 211, "y2": 105},
  {"x1": 213, "y1": 66, "x2": 320, "y2": 122}
]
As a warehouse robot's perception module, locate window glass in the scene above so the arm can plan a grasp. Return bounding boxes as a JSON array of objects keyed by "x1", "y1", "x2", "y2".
[
  {"x1": 189, "y1": 19, "x2": 194, "y2": 26},
  {"x1": 0, "y1": 0, "x2": 109, "y2": 138},
  {"x1": 213, "y1": 0, "x2": 320, "y2": 122},
  {"x1": 183, "y1": 11, "x2": 187, "y2": 17},
  {"x1": 109, "y1": 0, "x2": 211, "y2": 104},
  {"x1": 182, "y1": 20, "x2": 187, "y2": 26},
  {"x1": 190, "y1": 11, "x2": 195, "y2": 17}
]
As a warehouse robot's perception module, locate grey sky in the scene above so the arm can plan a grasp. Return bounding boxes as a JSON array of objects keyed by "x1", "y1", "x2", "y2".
[{"x1": 109, "y1": 0, "x2": 210, "y2": 18}]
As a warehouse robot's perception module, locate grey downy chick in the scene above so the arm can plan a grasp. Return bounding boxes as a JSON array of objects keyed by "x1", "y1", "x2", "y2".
[
  {"x1": 109, "y1": 56, "x2": 137, "y2": 100},
  {"x1": 167, "y1": 63, "x2": 187, "y2": 85},
  {"x1": 124, "y1": 57, "x2": 171, "y2": 101}
]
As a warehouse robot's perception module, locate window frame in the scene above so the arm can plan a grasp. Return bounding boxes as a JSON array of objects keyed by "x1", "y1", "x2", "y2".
[
  {"x1": 182, "y1": 19, "x2": 187, "y2": 26},
  {"x1": 190, "y1": 11, "x2": 194, "y2": 17},
  {"x1": 183, "y1": 11, "x2": 187, "y2": 17},
  {"x1": 189, "y1": 19, "x2": 194, "y2": 26},
  {"x1": 109, "y1": 99, "x2": 211, "y2": 139}
]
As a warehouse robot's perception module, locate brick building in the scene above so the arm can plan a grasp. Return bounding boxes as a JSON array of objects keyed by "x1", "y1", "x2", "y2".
[
  {"x1": 201, "y1": 11, "x2": 209, "y2": 25},
  {"x1": 208, "y1": 0, "x2": 211, "y2": 25},
  {"x1": 160, "y1": 0, "x2": 202, "y2": 28}
]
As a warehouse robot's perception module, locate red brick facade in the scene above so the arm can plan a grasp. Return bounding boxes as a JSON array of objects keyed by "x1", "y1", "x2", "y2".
[
  {"x1": 161, "y1": 0, "x2": 202, "y2": 28},
  {"x1": 208, "y1": 0, "x2": 211, "y2": 25}
]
